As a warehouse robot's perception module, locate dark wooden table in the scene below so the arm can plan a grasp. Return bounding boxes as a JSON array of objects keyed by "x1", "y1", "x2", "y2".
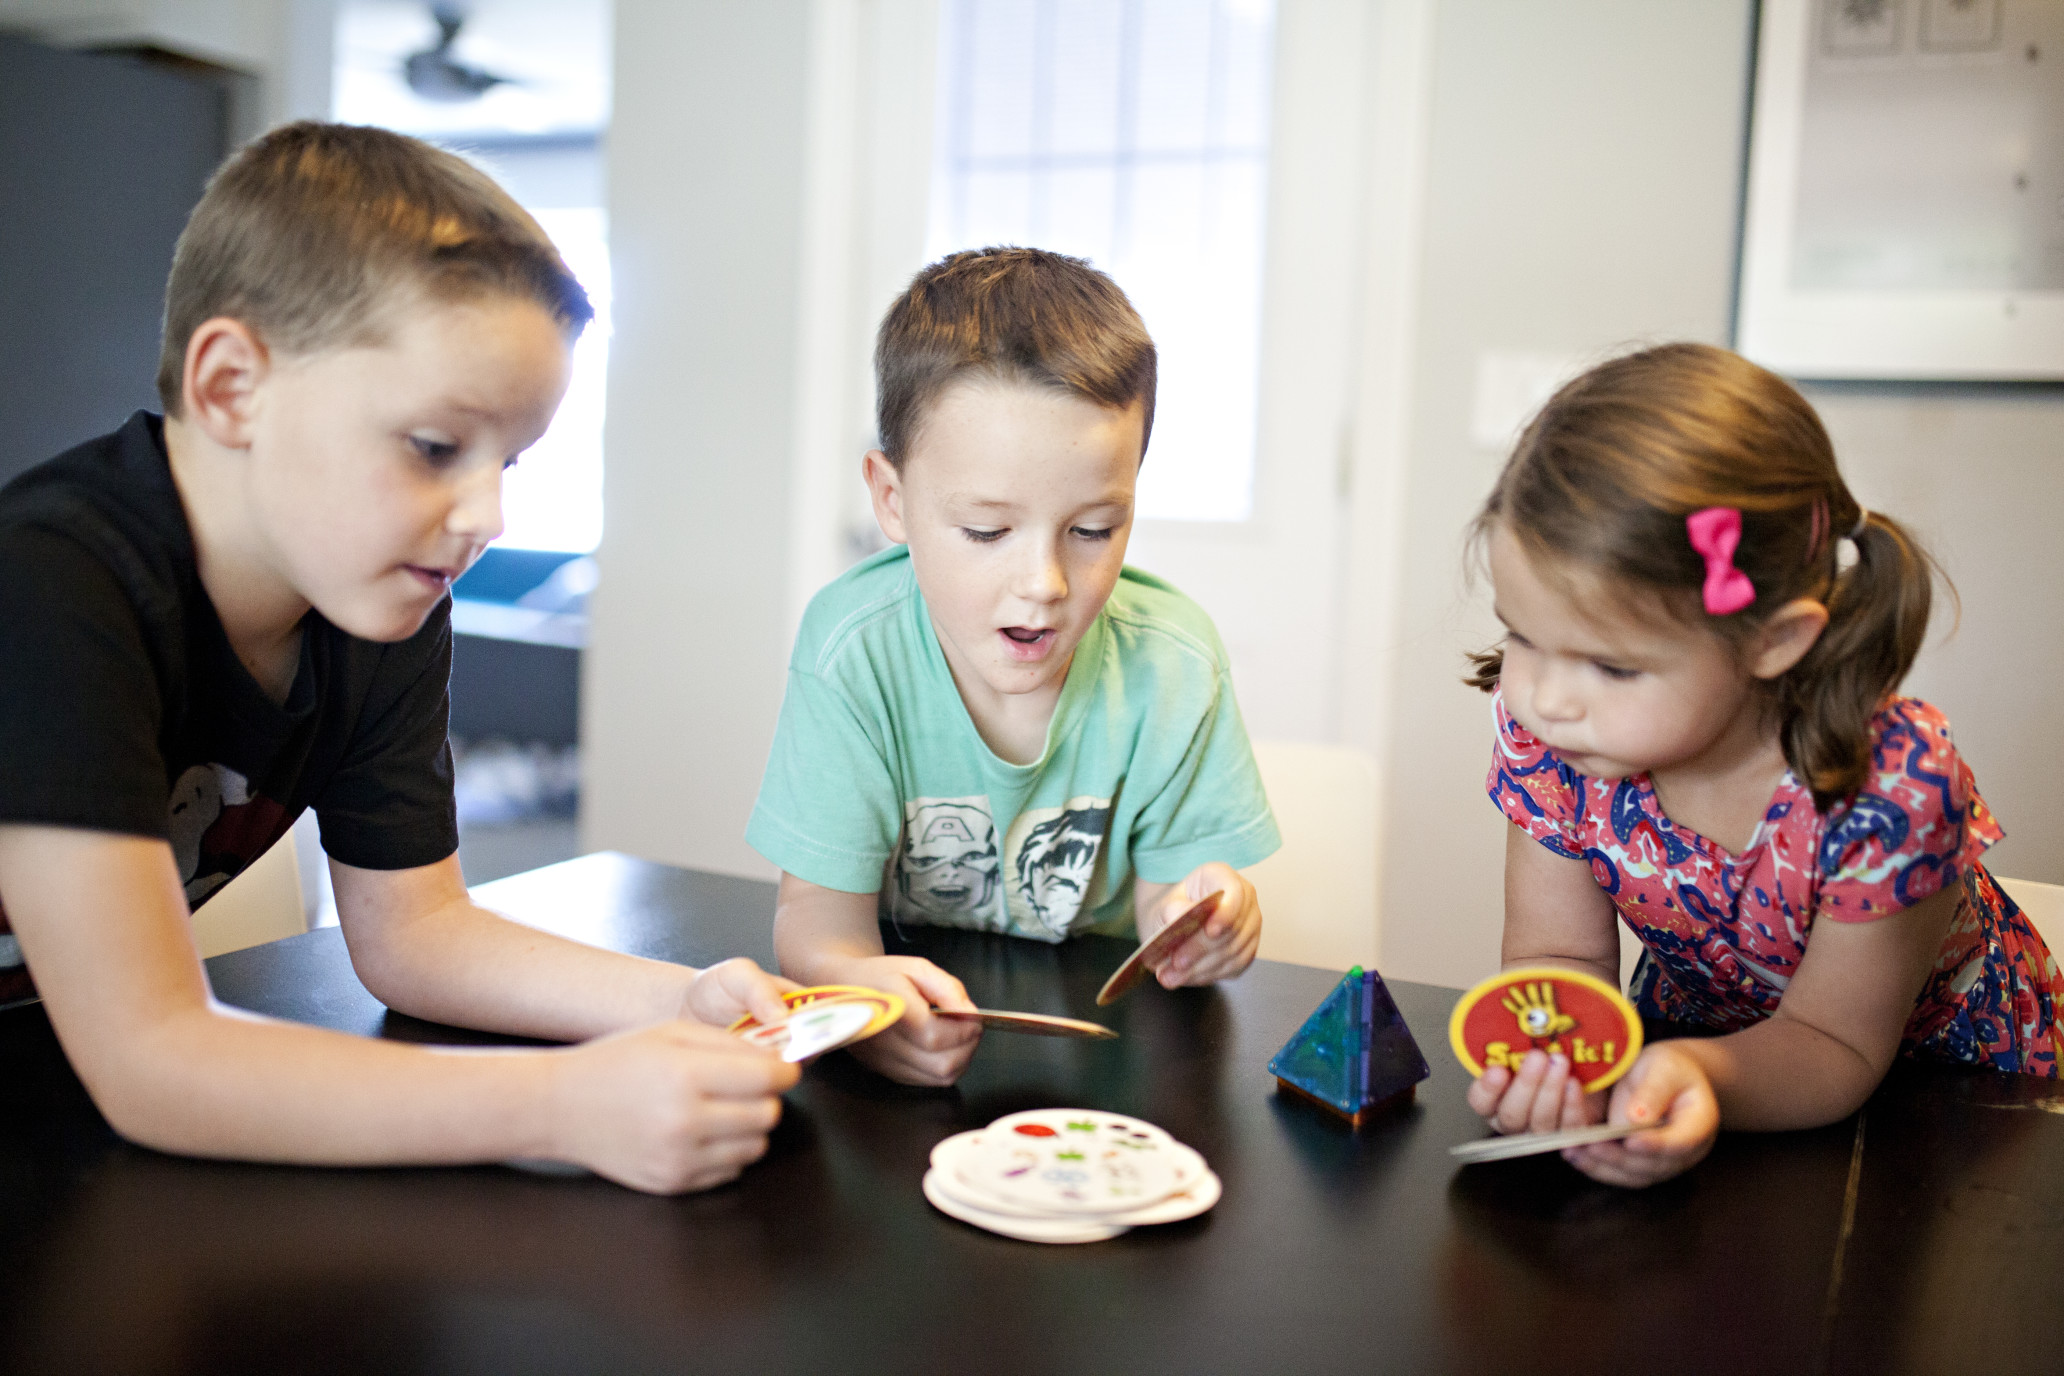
[{"x1": 3, "y1": 853, "x2": 2062, "y2": 1375}]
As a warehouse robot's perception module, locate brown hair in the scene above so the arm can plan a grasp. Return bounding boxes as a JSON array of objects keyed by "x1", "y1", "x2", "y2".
[
  {"x1": 1465, "y1": 342, "x2": 1946, "y2": 808},
  {"x1": 156, "y1": 121, "x2": 592, "y2": 413},
  {"x1": 874, "y1": 246, "x2": 1156, "y2": 465}
]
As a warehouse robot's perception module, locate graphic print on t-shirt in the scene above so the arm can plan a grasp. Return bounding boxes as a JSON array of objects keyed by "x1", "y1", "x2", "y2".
[
  {"x1": 891, "y1": 798, "x2": 1001, "y2": 923},
  {"x1": 167, "y1": 762, "x2": 291, "y2": 905},
  {"x1": 1005, "y1": 799, "x2": 1114, "y2": 937},
  {"x1": 889, "y1": 795, "x2": 1113, "y2": 936}
]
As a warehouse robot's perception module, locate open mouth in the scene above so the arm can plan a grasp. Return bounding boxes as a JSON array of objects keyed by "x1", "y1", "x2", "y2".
[
  {"x1": 999, "y1": 626, "x2": 1057, "y2": 659},
  {"x1": 404, "y1": 565, "x2": 458, "y2": 593}
]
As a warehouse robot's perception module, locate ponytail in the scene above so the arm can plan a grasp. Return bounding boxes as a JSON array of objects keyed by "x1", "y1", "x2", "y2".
[{"x1": 1777, "y1": 511, "x2": 1946, "y2": 808}]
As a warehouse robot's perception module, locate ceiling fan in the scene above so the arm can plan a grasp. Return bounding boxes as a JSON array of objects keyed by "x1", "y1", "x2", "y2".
[{"x1": 402, "y1": 4, "x2": 513, "y2": 103}]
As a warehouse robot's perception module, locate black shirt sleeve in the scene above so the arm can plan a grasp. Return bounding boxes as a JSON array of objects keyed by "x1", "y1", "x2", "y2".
[
  {"x1": 0, "y1": 525, "x2": 174, "y2": 838},
  {"x1": 309, "y1": 604, "x2": 460, "y2": 871}
]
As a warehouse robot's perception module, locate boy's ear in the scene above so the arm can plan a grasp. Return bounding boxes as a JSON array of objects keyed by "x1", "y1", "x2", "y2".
[
  {"x1": 862, "y1": 449, "x2": 910, "y2": 545},
  {"x1": 1747, "y1": 598, "x2": 1830, "y2": 680},
  {"x1": 181, "y1": 317, "x2": 271, "y2": 448}
]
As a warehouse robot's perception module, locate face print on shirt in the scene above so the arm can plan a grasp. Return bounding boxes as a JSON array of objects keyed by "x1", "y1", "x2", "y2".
[
  {"x1": 892, "y1": 798, "x2": 1002, "y2": 922},
  {"x1": 1005, "y1": 800, "x2": 1113, "y2": 937}
]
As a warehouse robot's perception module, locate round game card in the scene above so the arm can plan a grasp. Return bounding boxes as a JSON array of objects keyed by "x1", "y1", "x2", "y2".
[
  {"x1": 965, "y1": 1110, "x2": 1184, "y2": 1216},
  {"x1": 1447, "y1": 966, "x2": 1643, "y2": 1093},
  {"x1": 736, "y1": 1000, "x2": 881, "y2": 1063}
]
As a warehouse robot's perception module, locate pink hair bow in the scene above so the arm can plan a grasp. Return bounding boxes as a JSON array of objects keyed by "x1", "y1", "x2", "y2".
[{"x1": 1685, "y1": 507, "x2": 1755, "y2": 615}]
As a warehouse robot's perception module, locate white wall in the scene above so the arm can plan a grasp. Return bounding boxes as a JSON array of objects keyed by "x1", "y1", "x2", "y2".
[
  {"x1": 1354, "y1": 0, "x2": 2064, "y2": 989},
  {"x1": 582, "y1": 1, "x2": 813, "y2": 879},
  {"x1": 1357, "y1": 0, "x2": 1760, "y2": 988},
  {"x1": 1811, "y1": 386, "x2": 2064, "y2": 888}
]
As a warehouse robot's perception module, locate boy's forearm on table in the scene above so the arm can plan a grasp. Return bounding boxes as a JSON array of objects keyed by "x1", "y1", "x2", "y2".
[
  {"x1": 345, "y1": 897, "x2": 696, "y2": 1041},
  {"x1": 772, "y1": 879, "x2": 884, "y2": 983},
  {"x1": 85, "y1": 1000, "x2": 565, "y2": 1165}
]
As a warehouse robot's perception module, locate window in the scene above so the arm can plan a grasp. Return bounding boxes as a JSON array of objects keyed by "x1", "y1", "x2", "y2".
[
  {"x1": 332, "y1": 0, "x2": 610, "y2": 552},
  {"x1": 927, "y1": 0, "x2": 1277, "y2": 522}
]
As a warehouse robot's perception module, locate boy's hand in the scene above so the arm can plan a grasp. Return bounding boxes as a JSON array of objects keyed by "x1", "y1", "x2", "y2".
[
  {"x1": 546, "y1": 1020, "x2": 801, "y2": 1194},
  {"x1": 1466, "y1": 1041, "x2": 1719, "y2": 1188},
  {"x1": 831, "y1": 955, "x2": 983, "y2": 1088},
  {"x1": 1563, "y1": 1042, "x2": 1719, "y2": 1188},
  {"x1": 678, "y1": 957, "x2": 799, "y2": 1028},
  {"x1": 1145, "y1": 863, "x2": 1262, "y2": 988}
]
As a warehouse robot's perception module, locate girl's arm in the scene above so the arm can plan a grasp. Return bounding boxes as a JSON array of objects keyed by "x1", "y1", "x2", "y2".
[
  {"x1": 1560, "y1": 882, "x2": 1957, "y2": 1189},
  {"x1": 0, "y1": 825, "x2": 797, "y2": 1193},
  {"x1": 331, "y1": 853, "x2": 792, "y2": 1040},
  {"x1": 1498, "y1": 823, "x2": 1620, "y2": 982},
  {"x1": 1655, "y1": 880, "x2": 1960, "y2": 1129},
  {"x1": 1468, "y1": 826, "x2": 1638, "y2": 1135},
  {"x1": 770, "y1": 872, "x2": 981, "y2": 1086}
]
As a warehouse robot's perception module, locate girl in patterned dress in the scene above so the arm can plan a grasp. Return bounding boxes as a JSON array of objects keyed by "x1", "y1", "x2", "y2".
[{"x1": 1466, "y1": 342, "x2": 2061, "y2": 1188}]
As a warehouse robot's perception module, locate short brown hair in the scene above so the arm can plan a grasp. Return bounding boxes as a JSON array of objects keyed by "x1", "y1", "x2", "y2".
[
  {"x1": 156, "y1": 121, "x2": 592, "y2": 413},
  {"x1": 1466, "y1": 343, "x2": 1946, "y2": 808},
  {"x1": 874, "y1": 246, "x2": 1156, "y2": 465}
]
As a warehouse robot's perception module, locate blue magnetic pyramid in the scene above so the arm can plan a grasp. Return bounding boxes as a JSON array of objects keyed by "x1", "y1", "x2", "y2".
[{"x1": 1268, "y1": 966, "x2": 1429, "y2": 1125}]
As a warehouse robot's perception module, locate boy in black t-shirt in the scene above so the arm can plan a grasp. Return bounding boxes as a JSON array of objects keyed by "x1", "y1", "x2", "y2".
[{"x1": 0, "y1": 123, "x2": 798, "y2": 1194}]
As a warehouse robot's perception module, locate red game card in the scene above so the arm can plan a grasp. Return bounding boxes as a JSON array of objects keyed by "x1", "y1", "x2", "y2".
[{"x1": 1447, "y1": 966, "x2": 1643, "y2": 1093}]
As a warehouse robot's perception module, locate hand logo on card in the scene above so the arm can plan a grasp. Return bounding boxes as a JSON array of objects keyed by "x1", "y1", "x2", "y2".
[{"x1": 1448, "y1": 966, "x2": 1643, "y2": 1094}]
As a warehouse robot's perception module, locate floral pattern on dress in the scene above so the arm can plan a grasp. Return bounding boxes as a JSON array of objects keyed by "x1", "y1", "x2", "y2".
[{"x1": 1486, "y1": 690, "x2": 2062, "y2": 1078}]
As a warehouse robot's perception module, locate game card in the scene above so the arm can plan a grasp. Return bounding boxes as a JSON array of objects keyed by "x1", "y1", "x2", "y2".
[
  {"x1": 1447, "y1": 966, "x2": 1644, "y2": 1093},
  {"x1": 1096, "y1": 891, "x2": 1223, "y2": 1006}
]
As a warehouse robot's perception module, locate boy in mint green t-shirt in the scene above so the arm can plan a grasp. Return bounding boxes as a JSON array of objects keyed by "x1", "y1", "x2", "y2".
[{"x1": 747, "y1": 247, "x2": 1280, "y2": 1086}]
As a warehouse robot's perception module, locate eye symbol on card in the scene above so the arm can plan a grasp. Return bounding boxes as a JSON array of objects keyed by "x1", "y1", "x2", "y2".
[{"x1": 1503, "y1": 982, "x2": 1577, "y2": 1040}]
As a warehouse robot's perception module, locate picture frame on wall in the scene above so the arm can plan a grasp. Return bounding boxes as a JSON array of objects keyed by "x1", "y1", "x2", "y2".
[{"x1": 1736, "y1": 0, "x2": 2064, "y2": 379}]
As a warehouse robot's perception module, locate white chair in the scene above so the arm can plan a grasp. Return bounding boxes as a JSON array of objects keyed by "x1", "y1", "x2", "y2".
[
  {"x1": 188, "y1": 829, "x2": 309, "y2": 959},
  {"x1": 1245, "y1": 741, "x2": 1381, "y2": 972},
  {"x1": 1999, "y1": 876, "x2": 2064, "y2": 954}
]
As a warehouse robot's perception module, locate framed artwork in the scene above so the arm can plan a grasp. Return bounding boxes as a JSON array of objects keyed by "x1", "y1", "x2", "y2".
[{"x1": 1736, "y1": 0, "x2": 2064, "y2": 379}]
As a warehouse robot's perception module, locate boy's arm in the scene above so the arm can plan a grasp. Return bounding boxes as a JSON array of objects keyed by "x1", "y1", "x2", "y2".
[
  {"x1": 771, "y1": 872, "x2": 981, "y2": 1086},
  {"x1": 0, "y1": 824, "x2": 797, "y2": 1193},
  {"x1": 1132, "y1": 862, "x2": 1263, "y2": 987},
  {"x1": 331, "y1": 853, "x2": 792, "y2": 1040}
]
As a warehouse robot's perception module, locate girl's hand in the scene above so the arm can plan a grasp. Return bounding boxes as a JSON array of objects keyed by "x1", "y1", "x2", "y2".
[
  {"x1": 1466, "y1": 1047, "x2": 1605, "y2": 1135},
  {"x1": 1562, "y1": 1041, "x2": 1720, "y2": 1188},
  {"x1": 546, "y1": 1020, "x2": 801, "y2": 1194},
  {"x1": 1148, "y1": 863, "x2": 1263, "y2": 988},
  {"x1": 831, "y1": 955, "x2": 984, "y2": 1088},
  {"x1": 679, "y1": 957, "x2": 799, "y2": 1028}
]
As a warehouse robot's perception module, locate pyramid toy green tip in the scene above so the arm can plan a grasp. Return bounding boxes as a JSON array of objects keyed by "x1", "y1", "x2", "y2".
[{"x1": 1268, "y1": 966, "x2": 1429, "y2": 1127}]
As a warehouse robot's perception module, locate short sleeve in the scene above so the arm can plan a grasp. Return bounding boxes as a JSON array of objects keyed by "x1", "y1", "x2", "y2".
[
  {"x1": 1814, "y1": 700, "x2": 2002, "y2": 922},
  {"x1": 1485, "y1": 689, "x2": 1586, "y2": 860},
  {"x1": 311, "y1": 609, "x2": 459, "y2": 871},
  {"x1": 0, "y1": 525, "x2": 171, "y2": 837},
  {"x1": 1126, "y1": 667, "x2": 1281, "y2": 884},
  {"x1": 746, "y1": 667, "x2": 905, "y2": 893}
]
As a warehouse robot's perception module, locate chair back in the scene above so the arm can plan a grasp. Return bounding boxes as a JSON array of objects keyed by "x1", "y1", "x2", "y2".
[
  {"x1": 190, "y1": 830, "x2": 308, "y2": 959},
  {"x1": 1245, "y1": 741, "x2": 1380, "y2": 971},
  {"x1": 2000, "y1": 876, "x2": 2064, "y2": 954}
]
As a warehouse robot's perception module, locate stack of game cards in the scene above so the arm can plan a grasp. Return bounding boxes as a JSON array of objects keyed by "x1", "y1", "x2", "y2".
[{"x1": 924, "y1": 1109, "x2": 1220, "y2": 1244}]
